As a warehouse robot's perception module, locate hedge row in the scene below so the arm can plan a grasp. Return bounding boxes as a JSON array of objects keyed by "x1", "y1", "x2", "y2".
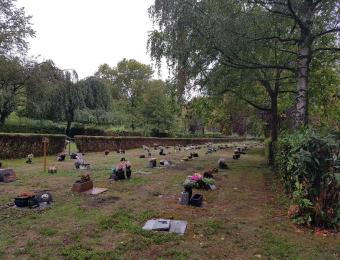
[
  {"x1": 0, "y1": 133, "x2": 67, "y2": 159},
  {"x1": 275, "y1": 129, "x2": 339, "y2": 228},
  {"x1": 74, "y1": 136, "x2": 261, "y2": 153},
  {"x1": 0, "y1": 124, "x2": 108, "y2": 138}
]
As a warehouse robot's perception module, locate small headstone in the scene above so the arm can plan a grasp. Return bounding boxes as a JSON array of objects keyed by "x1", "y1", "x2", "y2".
[
  {"x1": 0, "y1": 169, "x2": 16, "y2": 183},
  {"x1": 218, "y1": 158, "x2": 229, "y2": 169},
  {"x1": 169, "y1": 220, "x2": 188, "y2": 235},
  {"x1": 142, "y1": 219, "x2": 187, "y2": 235},
  {"x1": 149, "y1": 158, "x2": 157, "y2": 168},
  {"x1": 48, "y1": 166, "x2": 57, "y2": 174},
  {"x1": 26, "y1": 154, "x2": 33, "y2": 164},
  {"x1": 179, "y1": 191, "x2": 190, "y2": 205},
  {"x1": 152, "y1": 219, "x2": 171, "y2": 231},
  {"x1": 116, "y1": 149, "x2": 125, "y2": 154},
  {"x1": 233, "y1": 154, "x2": 240, "y2": 160},
  {"x1": 57, "y1": 153, "x2": 66, "y2": 162},
  {"x1": 160, "y1": 160, "x2": 172, "y2": 167}
]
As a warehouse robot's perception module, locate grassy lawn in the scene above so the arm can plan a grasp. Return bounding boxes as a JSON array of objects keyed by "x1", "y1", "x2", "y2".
[{"x1": 0, "y1": 143, "x2": 339, "y2": 259}]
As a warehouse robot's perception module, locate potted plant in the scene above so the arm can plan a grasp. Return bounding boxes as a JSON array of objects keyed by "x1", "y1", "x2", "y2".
[
  {"x1": 202, "y1": 178, "x2": 216, "y2": 190},
  {"x1": 183, "y1": 178, "x2": 197, "y2": 199},
  {"x1": 72, "y1": 173, "x2": 93, "y2": 192}
]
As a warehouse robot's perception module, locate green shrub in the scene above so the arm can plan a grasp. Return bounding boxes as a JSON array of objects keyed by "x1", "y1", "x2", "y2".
[{"x1": 276, "y1": 128, "x2": 339, "y2": 228}]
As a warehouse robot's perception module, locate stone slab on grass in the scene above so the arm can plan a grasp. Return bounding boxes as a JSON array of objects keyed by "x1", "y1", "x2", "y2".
[{"x1": 143, "y1": 219, "x2": 187, "y2": 235}]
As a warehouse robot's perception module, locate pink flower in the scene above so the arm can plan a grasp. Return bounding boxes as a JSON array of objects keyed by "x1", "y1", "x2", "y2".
[
  {"x1": 116, "y1": 162, "x2": 125, "y2": 170},
  {"x1": 125, "y1": 161, "x2": 131, "y2": 167},
  {"x1": 191, "y1": 173, "x2": 202, "y2": 181}
]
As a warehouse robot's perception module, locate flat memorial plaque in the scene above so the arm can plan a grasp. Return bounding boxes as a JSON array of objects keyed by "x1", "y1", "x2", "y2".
[{"x1": 169, "y1": 220, "x2": 187, "y2": 235}]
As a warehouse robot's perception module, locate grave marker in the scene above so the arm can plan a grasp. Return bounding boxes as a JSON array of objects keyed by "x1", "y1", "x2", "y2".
[{"x1": 42, "y1": 137, "x2": 49, "y2": 172}]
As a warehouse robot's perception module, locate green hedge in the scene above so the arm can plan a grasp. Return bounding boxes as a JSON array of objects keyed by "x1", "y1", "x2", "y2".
[
  {"x1": 276, "y1": 129, "x2": 339, "y2": 228},
  {"x1": 0, "y1": 133, "x2": 66, "y2": 159}
]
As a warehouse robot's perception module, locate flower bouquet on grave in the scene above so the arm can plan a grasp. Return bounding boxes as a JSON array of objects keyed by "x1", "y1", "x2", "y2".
[
  {"x1": 80, "y1": 173, "x2": 91, "y2": 182},
  {"x1": 183, "y1": 177, "x2": 198, "y2": 190},
  {"x1": 202, "y1": 178, "x2": 215, "y2": 187},
  {"x1": 183, "y1": 177, "x2": 196, "y2": 200},
  {"x1": 191, "y1": 173, "x2": 203, "y2": 182}
]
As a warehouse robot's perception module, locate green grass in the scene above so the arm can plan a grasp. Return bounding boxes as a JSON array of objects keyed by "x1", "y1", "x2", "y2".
[{"x1": 0, "y1": 141, "x2": 338, "y2": 259}]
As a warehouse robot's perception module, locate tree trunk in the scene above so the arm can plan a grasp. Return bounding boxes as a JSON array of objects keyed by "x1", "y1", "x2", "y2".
[
  {"x1": 295, "y1": 1, "x2": 313, "y2": 127},
  {"x1": 66, "y1": 121, "x2": 72, "y2": 136},
  {"x1": 268, "y1": 92, "x2": 279, "y2": 165},
  {"x1": 295, "y1": 44, "x2": 311, "y2": 127},
  {"x1": 0, "y1": 115, "x2": 6, "y2": 124},
  {"x1": 270, "y1": 93, "x2": 278, "y2": 143}
]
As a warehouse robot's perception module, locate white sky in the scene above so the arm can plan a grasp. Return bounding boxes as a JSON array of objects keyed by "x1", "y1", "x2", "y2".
[{"x1": 17, "y1": 0, "x2": 167, "y2": 79}]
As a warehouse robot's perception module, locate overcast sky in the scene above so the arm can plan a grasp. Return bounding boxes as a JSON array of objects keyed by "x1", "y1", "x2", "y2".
[{"x1": 17, "y1": 0, "x2": 166, "y2": 79}]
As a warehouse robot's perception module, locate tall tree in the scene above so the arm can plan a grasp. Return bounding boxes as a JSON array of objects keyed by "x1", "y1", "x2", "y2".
[
  {"x1": 252, "y1": 0, "x2": 340, "y2": 126},
  {"x1": 0, "y1": 0, "x2": 34, "y2": 123},
  {"x1": 24, "y1": 60, "x2": 65, "y2": 119},
  {"x1": 0, "y1": 56, "x2": 31, "y2": 123},
  {"x1": 148, "y1": 0, "x2": 339, "y2": 131},
  {"x1": 75, "y1": 76, "x2": 112, "y2": 125},
  {"x1": 50, "y1": 70, "x2": 84, "y2": 135},
  {"x1": 139, "y1": 80, "x2": 175, "y2": 135},
  {"x1": 0, "y1": 0, "x2": 35, "y2": 56},
  {"x1": 148, "y1": 0, "x2": 295, "y2": 143},
  {"x1": 95, "y1": 59, "x2": 154, "y2": 130}
]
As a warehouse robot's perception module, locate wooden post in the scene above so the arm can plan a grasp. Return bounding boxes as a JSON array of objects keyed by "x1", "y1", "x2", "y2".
[{"x1": 42, "y1": 137, "x2": 49, "y2": 172}]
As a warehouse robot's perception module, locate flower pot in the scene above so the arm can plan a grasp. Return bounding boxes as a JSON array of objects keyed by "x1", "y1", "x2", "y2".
[
  {"x1": 126, "y1": 167, "x2": 132, "y2": 179},
  {"x1": 189, "y1": 194, "x2": 203, "y2": 207},
  {"x1": 14, "y1": 195, "x2": 35, "y2": 208},
  {"x1": 116, "y1": 169, "x2": 125, "y2": 180},
  {"x1": 72, "y1": 180, "x2": 93, "y2": 193}
]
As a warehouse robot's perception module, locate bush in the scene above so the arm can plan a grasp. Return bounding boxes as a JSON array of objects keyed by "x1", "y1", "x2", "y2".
[{"x1": 276, "y1": 128, "x2": 339, "y2": 228}]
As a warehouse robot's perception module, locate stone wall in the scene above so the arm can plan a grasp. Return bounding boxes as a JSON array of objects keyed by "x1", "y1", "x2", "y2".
[
  {"x1": 75, "y1": 136, "x2": 261, "y2": 153},
  {"x1": 0, "y1": 133, "x2": 67, "y2": 159}
]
